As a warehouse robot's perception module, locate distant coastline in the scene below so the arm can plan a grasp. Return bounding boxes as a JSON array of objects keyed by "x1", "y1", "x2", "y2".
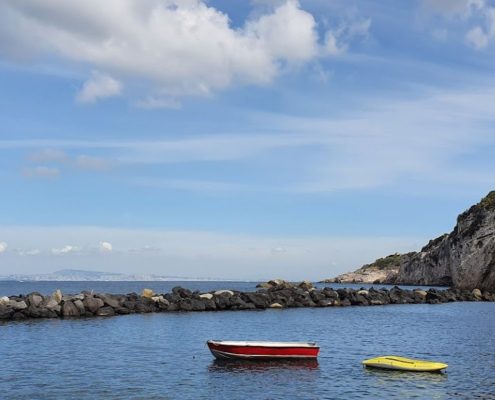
[{"x1": 0, "y1": 269, "x2": 242, "y2": 282}]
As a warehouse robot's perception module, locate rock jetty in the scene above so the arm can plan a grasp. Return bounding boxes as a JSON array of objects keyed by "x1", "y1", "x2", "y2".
[
  {"x1": 322, "y1": 191, "x2": 495, "y2": 291},
  {"x1": 1, "y1": 280, "x2": 493, "y2": 322}
]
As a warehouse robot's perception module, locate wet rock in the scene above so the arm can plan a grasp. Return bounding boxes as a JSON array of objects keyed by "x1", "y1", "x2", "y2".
[
  {"x1": 190, "y1": 299, "x2": 206, "y2": 311},
  {"x1": 318, "y1": 299, "x2": 334, "y2": 307},
  {"x1": 243, "y1": 292, "x2": 270, "y2": 309},
  {"x1": 12, "y1": 312, "x2": 27, "y2": 320},
  {"x1": 62, "y1": 301, "x2": 80, "y2": 317},
  {"x1": 96, "y1": 306, "x2": 115, "y2": 316}
]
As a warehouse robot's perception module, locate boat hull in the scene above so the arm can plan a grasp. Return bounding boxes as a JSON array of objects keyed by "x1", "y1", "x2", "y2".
[
  {"x1": 362, "y1": 356, "x2": 448, "y2": 372},
  {"x1": 207, "y1": 340, "x2": 319, "y2": 360}
]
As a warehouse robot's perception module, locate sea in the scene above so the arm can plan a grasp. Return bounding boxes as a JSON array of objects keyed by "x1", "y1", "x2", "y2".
[{"x1": 1, "y1": 281, "x2": 494, "y2": 399}]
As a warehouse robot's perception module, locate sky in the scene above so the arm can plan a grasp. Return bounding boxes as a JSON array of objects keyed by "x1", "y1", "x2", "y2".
[{"x1": 0, "y1": 0, "x2": 495, "y2": 280}]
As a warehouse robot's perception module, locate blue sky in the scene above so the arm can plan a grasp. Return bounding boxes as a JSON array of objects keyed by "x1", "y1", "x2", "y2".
[{"x1": 0, "y1": 0, "x2": 494, "y2": 280}]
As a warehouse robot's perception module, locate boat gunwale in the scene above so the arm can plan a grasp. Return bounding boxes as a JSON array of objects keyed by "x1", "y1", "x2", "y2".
[{"x1": 207, "y1": 340, "x2": 319, "y2": 349}]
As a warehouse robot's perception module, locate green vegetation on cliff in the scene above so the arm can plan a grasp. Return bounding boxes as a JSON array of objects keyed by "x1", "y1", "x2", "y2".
[{"x1": 362, "y1": 253, "x2": 401, "y2": 271}]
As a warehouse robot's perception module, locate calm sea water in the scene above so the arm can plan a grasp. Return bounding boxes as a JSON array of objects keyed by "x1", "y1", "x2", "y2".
[{"x1": 0, "y1": 282, "x2": 493, "y2": 399}]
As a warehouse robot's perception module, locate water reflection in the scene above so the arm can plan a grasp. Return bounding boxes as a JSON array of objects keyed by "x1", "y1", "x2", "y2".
[
  {"x1": 363, "y1": 367, "x2": 448, "y2": 383},
  {"x1": 209, "y1": 358, "x2": 319, "y2": 373}
]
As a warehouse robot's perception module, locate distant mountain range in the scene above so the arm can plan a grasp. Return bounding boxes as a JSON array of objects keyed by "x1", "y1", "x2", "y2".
[{"x1": 0, "y1": 269, "x2": 229, "y2": 282}]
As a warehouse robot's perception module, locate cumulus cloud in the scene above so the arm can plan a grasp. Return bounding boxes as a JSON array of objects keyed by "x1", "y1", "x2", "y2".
[
  {"x1": 0, "y1": 0, "x2": 362, "y2": 101},
  {"x1": 76, "y1": 71, "x2": 122, "y2": 103},
  {"x1": 0, "y1": 242, "x2": 7, "y2": 253},
  {"x1": 99, "y1": 241, "x2": 113, "y2": 253},
  {"x1": 22, "y1": 166, "x2": 60, "y2": 179},
  {"x1": 51, "y1": 245, "x2": 79, "y2": 255},
  {"x1": 15, "y1": 248, "x2": 41, "y2": 256}
]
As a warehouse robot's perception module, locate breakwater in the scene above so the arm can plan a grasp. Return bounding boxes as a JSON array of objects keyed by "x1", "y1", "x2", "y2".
[{"x1": 1, "y1": 280, "x2": 494, "y2": 321}]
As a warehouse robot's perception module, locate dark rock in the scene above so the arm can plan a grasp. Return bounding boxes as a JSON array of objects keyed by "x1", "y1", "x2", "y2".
[
  {"x1": 83, "y1": 297, "x2": 104, "y2": 313},
  {"x1": 12, "y1": 312, "x2": 27, "y2": 320},
  {"x1": 96, "y1": 294, "x2": 121, "y2": 308},
  {"x1": 62, "y1": 301, "x2": 81, "y2": 317},
  {"x1": 0, "y1": 305, "x2": 13, "y2": 320},
  {"x1": 190, "y1": 299, "x2": 206, "y2": 311},
  {"x1": 96, "y1": 306, "x2": 115, "y2": 316}
]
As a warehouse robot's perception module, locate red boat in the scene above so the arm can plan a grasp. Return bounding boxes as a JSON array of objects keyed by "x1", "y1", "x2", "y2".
[{"x1": 207, "y1": 340, "x2": 320, "y2": 360}]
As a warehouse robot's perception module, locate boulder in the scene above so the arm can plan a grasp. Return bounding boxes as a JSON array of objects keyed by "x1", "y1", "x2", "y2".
[
  {"x1": 269, "y1": 303, "x2": 283, "y2": 308},
  {"x1": 52, "y1": 289, "x2": 63, "y2": 304},
  {"x1": 472, "y1": 288, "x2": 482, "y2": 300},
  {"x1": 97, "y1": 294, "x2": 121, "y2": 308},
  {"x1": 298, "y1": 281, "x2": 314, "y2": 291},
  {"x1": 12, "y1": 312, "x2": 27, "y2": 320},
  {"x1": 199, "y1": 293, "x2": 213, "y2": 300},
  {"x1": 214, "y1": 290, "x2": 234, "y2": 296},
  {"x1": 96, "y1": 306, "x2": 115, "y2": 316},
  {"x1": 28, "y1": 294, "x2": 44, "y2": 307},
  {"x1": 9, "y1": 300, "x2": 27, "y2": 310},
  {"x1": 0, "y1": 296, "x2": 10, "y2": 305},
  {"x1": 83, "y1": 297, "x2": 104, "y2": 313},
  {"x1": 142, "y1": 288, "x2": 154, "y2": 298},
  {"x1": 73, "y1": 300, "x2": 86, "y2": 314},
  {"x1": 62, "y1": 301, "x2": 80, "y2": 317},
  {"x1": 0, "y1": 305, "x2": 13, "y2": 319}
]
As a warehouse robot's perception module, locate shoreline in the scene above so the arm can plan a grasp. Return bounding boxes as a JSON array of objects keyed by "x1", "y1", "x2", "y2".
[{"x1": 1, "y1": 281, "x2": 494, "y2": 322}]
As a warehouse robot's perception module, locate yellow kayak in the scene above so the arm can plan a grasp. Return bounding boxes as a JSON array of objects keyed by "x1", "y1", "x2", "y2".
[{"x1": 362, "y1": 356, "x2": 448, "y2": 372}]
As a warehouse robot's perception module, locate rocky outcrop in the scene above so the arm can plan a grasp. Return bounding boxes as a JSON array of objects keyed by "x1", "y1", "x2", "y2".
[
  {"x1": 0, "y1": 284, "x2": 493, "y2": 322},
  {"x1": 323, "y1": 191, "x2": 495, "y2": 291},
  {"x1": 321, "y1": 254, "x2": 401, "y2": 284},
  {"x1": 395, "y1": 191, "x2": 495, "y2": 291}
]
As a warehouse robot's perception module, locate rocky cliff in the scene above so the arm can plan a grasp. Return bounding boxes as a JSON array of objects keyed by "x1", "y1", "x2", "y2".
[
  {"x1": 323, "y1": 191, "x2": 495, "y2": 291},
  {"x1": 395, "y1": 191, "x2": 495, "y2": 291},
  {"x1": 321, "y1": 254, "x2": 401, "y2": 284}
]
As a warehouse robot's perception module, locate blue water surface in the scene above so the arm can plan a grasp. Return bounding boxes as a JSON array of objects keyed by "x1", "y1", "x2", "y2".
[{"x1": 1, "y1": 290, "x2": 494, "y2": 399}]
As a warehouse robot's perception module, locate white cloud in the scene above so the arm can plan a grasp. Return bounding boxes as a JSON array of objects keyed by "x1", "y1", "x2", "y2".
[
  {"x1": 0, "y1": 242, "x2": 7, "y2": 253},
  {"x1": 0, "y1": 0, "x2": 357, "y2": 101},
  {"x1": 421, "y1": 0, "x2": 484, "y2": 18},
  {"x1": 99, "y1": 241, "x2": 113, "y2": 253},
  {"x1": 51, "y1": 245, "x2": 79, "y2": 255},
  {"x1": 15, "y1": 248, "x2": 41, "y2": 256},
  {"x1": 323, "y1": 18, "x2": 371, "y2": 56},
  {"x1": 22, "y1": 166, "x2": 60, "y2": 179},
  {"x1": 0, "y1": 226, "x2": 426, "y2": 280},
  {"x1": 76, "y1": 71, "x2": 122, "y2": 103},
  {"x1": 422, "y1": 0, "x2": 495, "y2": 49}
]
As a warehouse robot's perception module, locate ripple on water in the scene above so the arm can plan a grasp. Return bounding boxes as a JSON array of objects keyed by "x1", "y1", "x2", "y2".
[{"x1": 0, "y1": 302, "x2": 494, "y2": 399}]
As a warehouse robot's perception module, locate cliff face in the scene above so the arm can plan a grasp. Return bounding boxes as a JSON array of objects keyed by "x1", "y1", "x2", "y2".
[
  {"x1": 395, "y1": 191, "x2": 495, "y2": 291},
  {"x1": 322, "y1": 254, "x2": 401, "y2": 284}
]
